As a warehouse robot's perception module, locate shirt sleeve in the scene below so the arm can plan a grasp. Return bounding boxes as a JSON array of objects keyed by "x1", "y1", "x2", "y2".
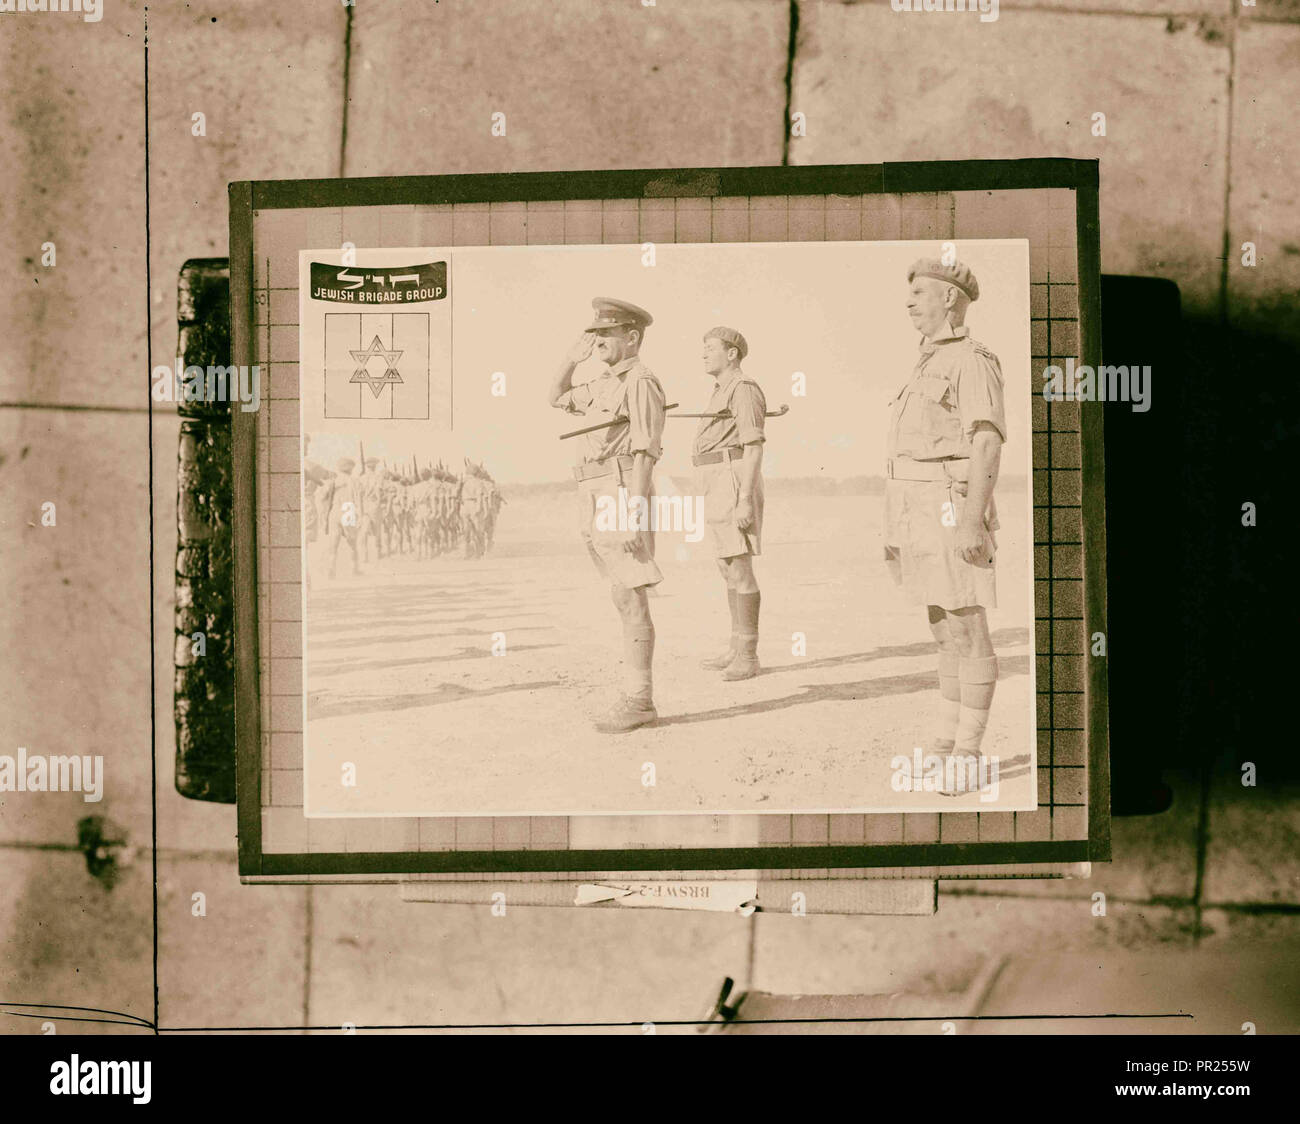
[
  {"x1": 554, "y1": 381, "x2": 595, "y2": 416},
  {"x1": 625, "y1": 371, "x2": 665, "y2": 460},
  {"x1": 731, "y1": 381, "x2": 767, "y2": 445},
  {"x1": 956, "y1": 347, "x2": 1007, "y2": 443}
]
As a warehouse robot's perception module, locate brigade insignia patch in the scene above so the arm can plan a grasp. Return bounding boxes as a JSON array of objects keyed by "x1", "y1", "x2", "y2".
[{"x1": 349, "y1": 334, "x2": 405, "y2": 398}]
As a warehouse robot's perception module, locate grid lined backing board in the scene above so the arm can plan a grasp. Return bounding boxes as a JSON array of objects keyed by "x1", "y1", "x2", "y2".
[{"x1": 230, "y1": 163, "x2": 1108, "y2": 882}]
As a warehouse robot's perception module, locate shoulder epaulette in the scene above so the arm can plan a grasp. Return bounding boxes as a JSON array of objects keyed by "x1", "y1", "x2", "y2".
[{"x1": 725, "y1": 377, "x2": 764, "y2": 408}]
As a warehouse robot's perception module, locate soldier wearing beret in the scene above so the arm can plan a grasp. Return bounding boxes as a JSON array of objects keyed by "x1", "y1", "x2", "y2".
[
  {"x1": 694, "y1": 326, "x2": 766, "y2": 680},
  {"x1": 549, "y1": 298, "x2": 667, "y2": 733},
  {"x1": 885, "y1": 258, "x2": 1006, "y2": 791}
]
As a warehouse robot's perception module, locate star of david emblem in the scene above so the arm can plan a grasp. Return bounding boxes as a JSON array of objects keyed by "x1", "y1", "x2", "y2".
[{"x1": 348, "y1": 335, "x2": 405, "y2": 398}]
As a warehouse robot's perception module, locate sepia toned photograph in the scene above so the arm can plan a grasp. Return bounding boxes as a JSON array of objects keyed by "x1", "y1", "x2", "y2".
[
  {"x1": 298, "y1": 239, "x2": 1035, "y2": 817},
  {"x1": 1, "y1": 0, "x2": 1291, "y2": 1073}
]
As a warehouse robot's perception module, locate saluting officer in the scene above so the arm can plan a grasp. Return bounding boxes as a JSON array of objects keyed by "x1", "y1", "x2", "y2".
[
  {"x1": 693, "y1": 327, "x2": 766, "y2": 681},
  {"x1": 549, "y1": 298, "x2": 667, "y2": 733},
  {"x1": 884, "y1": 258, "x2": 1006, "y2": 789}
]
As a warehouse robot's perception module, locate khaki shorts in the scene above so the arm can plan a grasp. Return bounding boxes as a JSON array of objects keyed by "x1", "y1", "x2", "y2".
[
  {"x1": 883, "y1": 477, "x2": 997, "y2": 610},
  {"x1": 695, "y1": 458, "x2": 763, "y2": 560},
  {"x1": 578, "y1": 474, "x2": 663, "y2": 590}
]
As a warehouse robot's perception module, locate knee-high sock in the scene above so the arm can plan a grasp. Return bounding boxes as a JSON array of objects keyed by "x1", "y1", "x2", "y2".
[
  {"x1": 936, "y1": 650, "x2": 961, "y2": 750},
  {"x1": 724, "y1": 587, "x2": 740, "y2": 651},
  {"x1": 954, "y1": 655, "x2": 998, "y2": 755},
  {"x1": 624, "y1": 624, "x2": 655, "y2": 703},
  {"x1": 735, "y1": 591, "x2": 761, "y2": 659}
]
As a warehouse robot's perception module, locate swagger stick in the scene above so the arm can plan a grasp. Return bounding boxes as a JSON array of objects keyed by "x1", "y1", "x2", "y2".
[
  {"x1": 665, "y1": 404, "x2": 790, "y2": 419},
  {"x1": 557, "y1": 404, "x2": 680, "y2": 441}
]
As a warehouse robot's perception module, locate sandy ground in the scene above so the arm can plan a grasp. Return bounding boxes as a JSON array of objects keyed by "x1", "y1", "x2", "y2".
[{"x1": 303, "y1": 485, "x2": 1035, "y2": 817}]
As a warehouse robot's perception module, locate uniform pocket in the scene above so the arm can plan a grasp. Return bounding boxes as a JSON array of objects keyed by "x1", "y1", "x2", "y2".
[{"x1": 913, "y1": 376, "x2": 954, "y2": 406}]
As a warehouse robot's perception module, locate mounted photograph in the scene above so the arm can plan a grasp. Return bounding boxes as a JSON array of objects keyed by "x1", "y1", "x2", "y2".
[{"x1": 296, "y1": 238, "x2": 1035, "y2": 818}]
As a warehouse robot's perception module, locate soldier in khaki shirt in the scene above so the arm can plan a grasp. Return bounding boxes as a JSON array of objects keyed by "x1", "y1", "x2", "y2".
[
  {"x1": 884, "y1": 258, "x2": 1006, "y2": 790},
  {"x1": 693, "y1": 327, "x2": 766, "y2": 680},
  {"x1": 325, "y1": 456, "x2": 363, "y2": 579},
  {"x1": 549, "y1": 298, "x2": 666, "y2": 733}
]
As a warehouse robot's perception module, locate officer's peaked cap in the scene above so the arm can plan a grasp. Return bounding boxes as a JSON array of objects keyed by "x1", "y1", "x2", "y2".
[{"x1": 587, "y1": 297, "x2": 653, "y2": 332}]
